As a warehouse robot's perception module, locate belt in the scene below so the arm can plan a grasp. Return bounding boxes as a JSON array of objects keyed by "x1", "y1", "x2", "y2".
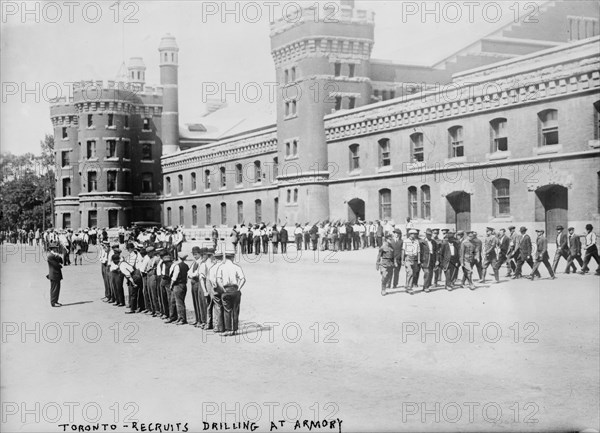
[{"x1": 223, "y1": 284, "x2": 239, "y2": 293}]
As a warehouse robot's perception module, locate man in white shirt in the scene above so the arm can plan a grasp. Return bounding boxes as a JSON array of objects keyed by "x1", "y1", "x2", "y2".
[
  {"x1": 200, "y1": 248, "x2": 217, "y2": 329},
  {"x1": 188, "y1": 246, "x2": 204, "y2": 327},
  {"x1": 217, "y1": 250, "x2": 246, "y2": 336},
  {"x1": 580, "y1": 224, "x2": 599, "y2": 275},
  {"x1": 207, "y1": 248, "x2": 224, "y2": 332},
  {"x1": 99, "y1": 242, "x2": 111, "y2": 302},
  {"x1": 402, "y1": 229, "x2": 421, "y2": 292}
]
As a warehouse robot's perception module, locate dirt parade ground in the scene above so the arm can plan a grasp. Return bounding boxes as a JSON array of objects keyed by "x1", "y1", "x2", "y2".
[{"x1": 1, "y1": 242, "x2": 599, "y2": 433}]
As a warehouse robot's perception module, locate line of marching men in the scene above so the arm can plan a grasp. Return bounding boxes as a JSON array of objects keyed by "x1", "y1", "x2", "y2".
[
  {"x1": 99, "y1": 241, "x2": 246, "y2": 336},
  {"x1": 376, "y1": 223, "x2": 600, "y2": 295}
]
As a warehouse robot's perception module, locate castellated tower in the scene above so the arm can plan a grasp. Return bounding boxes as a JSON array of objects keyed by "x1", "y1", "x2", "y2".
[
  {"x1": 127, "y1": 57, "x2": 147, "y2": 91},
  {"x1": 159, "y1": 34, "x2": 180, "y2": 155},
  {"x1": 270, "y1": 2, "x2": 375, "y2": 223}
]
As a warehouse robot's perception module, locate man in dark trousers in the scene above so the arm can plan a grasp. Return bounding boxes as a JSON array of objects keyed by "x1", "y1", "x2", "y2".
[
  {"x1": 460, "y1": 232, "x2": 478, "y2": 290},
  {"x1": 580, "y1": 224, "x2": 599, "y2": 275},
  {"x1": 280, "y1": 225, "x2": 288, "y2": 254},
  {"x1": 439, "y1": 231, "x2": 460, "y2": 290},
  {"x1": 514, "y1": 227, "x2": 539, "y2": 279},
  {"x1": 552, "y1": 225, "x2": 574, "y2": 274},
  {"x1": 421, "y1": 229, "x2": 438, "y2": 292},
  {"x1": 480, "y1": 227, "x2": 498, "y2": 283},
  {"x1": 529, "y1": 229, "x2": 556, "y2": 280},
  {"x1": 493, "y1": 228, "x2": 510, "y2": 283},
  {"x1": 218, "y1": 249, "x2": 246, "y2": 337},
  {"x1": 390, "y1": 229, "x2": 403, "y2": 289},
  {"x1": 168, "y1": 252, "x2": 189, "y2": 325},
  {"x1": 506, "y1": 225, "x2": 519, "y2": 277},
  {"x1": 565, "y1": 227, "x2": 583, "y2": 273},
  {"x1": 46, "y1": 243, "x2": 63, "y2": 307},
  {"x1": 376, "y1": 233, "x2": 395, "y2": 296}
]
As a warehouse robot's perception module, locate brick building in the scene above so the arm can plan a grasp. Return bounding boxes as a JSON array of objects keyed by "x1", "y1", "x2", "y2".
[{"x1": 52, "y1": 1, "x2": 600, "y2": 236}]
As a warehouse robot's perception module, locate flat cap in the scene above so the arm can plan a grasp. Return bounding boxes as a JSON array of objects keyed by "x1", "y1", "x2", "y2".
[
  {"x1": 556, "y1": 225, "x2": 564, "y2": 230},
  {"x1": 568, "y1": 227, "x2": 575, "y2": 230},
  {"x1": 440, "y1": 228, "x2": 449, "y2": 233},
  {"x1": 393, "y1": 229, "x2": 402, "y2": 235},
  {"x1": 408, "y1": 229, "x2": 418, "y2": 234},
  {"x1": 486, "y1": 227, "x2": 494, "y2": 231},
  {"x1": 425, "y1": 228, "x2": 433, "y2": 235},
  {"x1": 535, "y1": 229, "x2": 544, "y2": 233},
  {"x1": 508, "y1": 225, "x2": 516, "y2": 230},
  {"x1": 191, "y1": 246, "x2": 202, "y2": 254},
  {"x1": 519, "y1": 226, "x2": 527, "y2": 232},
  {"x1": 456, "y1": 230, "x2": 464, "y2": 236}
]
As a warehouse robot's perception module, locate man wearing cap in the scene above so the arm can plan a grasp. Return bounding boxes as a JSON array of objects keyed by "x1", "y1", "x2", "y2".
[
  {"x1": 207, "y1": 248, "x2": 225, "y2": 332},
  {"x1": 391, "y1": 229, "x2": 403, "y2": 289},
  {"x1": 460, "y1": 232, "x2": 478, "y2": 289},
  {"x1": 144, "y1": 247, "x2": 160, "y2": 316},
  {"x1": 217, "y1": 250, "x2": 246, "y2": 336},
  {"x1": 402, "y1": 229, "x2": 421, "y2": 293},
  {"x1": 376, "y1": 233, "x2": 395, "y2": 296},
  {"x1": 119, "y1": 257, "x2": 142, "y2": 314},
  {"x1": 188, "y1": 247, "x2": 204, "y2": 327},
  {"x1": 565, "y1": 227, "x2": 583, "y2": 273},
  {"x1": 421, "y1": 229, "x2": 438, "y2": 292},
  {"x1": 528, "y1": 229, "x2": 555, "y2": 280},
  {"x1": 109, "y1": 253, "x2": 126, "y2": 307},
  {"x1": 200, "y1": 248, "x2": 217, "y2": 329},
  {"x1": 46, "y1": 243, "x2": 63, "y2": 307},
  {"x1": 99, "y1": 242, "x2": 111, "y2": 302},
  {"x1": 158, "y1": 252, "x2": 173, "y2": 319},
  {"x1": 514, "y1": 227, "x2": 538, "y2": 279},
  {"x1": 471, "y1": 231, "x2": 483, "y2": 281},
  {"x1": 552, "y1": 225, "x2": 574, "y2": 274},
  {"x1": 492, "y1": 228, "x2": 510, "y2": 283},
  {"x1": 439, "y1": 231, "x2": 460, "y2": 290},
  {"x1": 432, "y1": 229, "x2": 444, "y2": 287},
  {"x1": 506, "y1": 226, "x2": 519, "y2": 277},
  {"x1": 168, "y1": 253, "x2": 189, "y2": 325},
  {"x1": 580, "y1": 224, "x2": 600, "y2": 275},
  {"x1": 125, "y1": 242, "x2": 143, "y2": 312},
  {"x1": 480, "y1": 227, "x2": 498, "y2": 283}
]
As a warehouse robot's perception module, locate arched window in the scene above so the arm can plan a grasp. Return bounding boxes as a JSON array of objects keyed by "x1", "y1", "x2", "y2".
[
  {"x1": 408, "y1": 186, "x2": 418, "y2": 219},
  {"x1": 421, "y1": 185, "x2": 431, "y2": 219},
  {"x1": 255, "y1": 199, "x2": 262, "y2": 223},
  {"x1": 192, "y1": 205, "x2": 198, "y2": 226},
  {"x1": 220, "y1": 167, "x2": 226, "y2": 188},
  {"x1": 205, "y1": 204, "x2": 211, "y2": 226},
  {"x1": 410, "y1": 133, "x2": 424, "y2": 162},
  {"x1": 273, "y1": 157, "x2": 279, "y2": 180},
  {"x1": 204, "y1": 169, "x2": 211, "y2": 190},
  {"x1": 493, "y1": 179, "x2": 510, "y2": 216},
  {"x1": 490, "y1": 118, "x2": 508, "y2": 152},
  {"x1": 378, "y1": 138, "x2": 391, "y2": 167},
  {"x1": 293, "y1": 188, "x2": 298, "y2": 203},
  {"x1": 221, "y1": 202, "x2": 227, "y2": 225},
  {"x1": 287, "y1": 189, "x2": 291, "y2": 203},
  {"x1": 235, "y1": 164, "x2": 243, "y2": 184},
  {"x1": 177, "y1": 174, "x2": 183, "y2": 193},
  {"x1": 166, "y1": 207, "x2": 172, "y2": 226},
  {"x1": 593, "y1": 100, "x2": 600, "y2": 139},
  {"x1": 448, "y1": 126, "x2": 464, "y2": 157},
  {"x1": 379, "y1": 189, "x2": 392, "y2": 220},
  {"x1": 349, "y1": 144, "x2": 360, "y2": 170},
  {"x1": 165, "y1": 176, "x2": 171, "y2": 195},
  {"x1": 538, "y1": 109, "x2": 558, "y2": 146},
  {"x1": 179, "y1": 206, "x2": 184, "y2": 226},
  {"x1": 254, "y1": 161, "x2": 262, "y2": 183},
  {"x1": 190, "y1": 172, "x2": 197, "y2": 191},
  {"x1": 237, "y1": 201, "x2": 244, "y2": 224}
]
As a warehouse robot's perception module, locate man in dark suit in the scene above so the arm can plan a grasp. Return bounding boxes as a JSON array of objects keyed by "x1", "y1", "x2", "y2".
[
  {"x1": 390, "y1": 229, "x2": 403, "y2": 289},
  {"x1": 279, "y1": 225, "x2": 288, "y2": 254},
  {"x1": 506, "y1": 225, "x2": 519, "y2": 277},
  {"x1": 514, "y1": 227, "x2": 539, "y2": 279},
  {"x1": 46, "y1": 243, "x2": 63, "y2": 307},
  {"x1": 493, "y1": 228, "x2": 510, "y2": 283},
  {"x1": 565, "y1": 227, "x2": 583, "y2": 273},
  {"x1": 460, "y1": 232, "x2": 478, "y2": 290},
  {"x1": 529, "y1": 229, "x2": 556, "y2": 280},
  {"x1": 480, "y1": 227, "x2": 498, "y2": 283},
  {"x1": 439, "y1": 231, "x2": 460, "y2": 290},
  {"x1": 552, "y1": 225, "x2": 574, "y2": 274},
  {"x1": 421, "y1": 229, "x2": 438, "y2": 292}
]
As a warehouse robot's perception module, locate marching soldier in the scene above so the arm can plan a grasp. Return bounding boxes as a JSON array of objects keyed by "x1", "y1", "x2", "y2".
[
  {"x1": 217, "y1": 249, "x2": 247, "y2": 336},
  {"x1": 528, "y1": 229, "x2": 555, "y2": 280},
  {"x1": 376, "y1": 233, "x2": 395, "y2": 296},
  {"x1": 402, "y1": 229, "x2": 420, "y2": 294},
  {"x1": 480, "y1": 227, "x2": 498, "y2": 283},
  {"x1": 514, "y1": 227, "x2": 539, "y2": 279},
  {"x1": 421, "y1": 228, "x2": 438, "y2": 292},
  {"x1": 471, "y1": 231, "x2": 483, "y2": 281},
  {"x1": 440, "y1": 231, "x2": 460, "y2": 290},
  {"x1": 565, "y1": 227, "x2": 583, "y2": 273},
  {"x1": 460, "y1": 232, "x2": 478, "y2": 290},
  {"x1": 552, "y1": 225, "x2": 574, "y2": 274},
  {"x1": 493, "y1": 228, "x2": 510, "y2": 283},
  {"x1": 391, "y1": 229, "x2": 403, "y2": 289},
  {"x1": 506, "y1": 225, "x2": 519, "y2": 277}
]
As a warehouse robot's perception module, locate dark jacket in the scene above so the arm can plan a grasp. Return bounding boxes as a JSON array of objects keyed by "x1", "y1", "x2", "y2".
[
  {"x1": 497, "y1": 235, "x2": 510, "y2": 256},
  {"x1": 568, "y1": 234, "x2": 581, "y2": 255},
  {"x1": 440, "y1": 239, "x2": 460, "y2": 270},
  {"x1": 280, "y1": 228, "x2": 288, "y2": 243},
  {"x1": 390, "y1": 239, "x2": 403, "y2": 265},
  {"x1": 556, "y1": 232, "x2": 569, "y2": 253},
  {"x1": 535, "y1": 236, "x2": 549, "y2": 261},
  {"x1": 519, "y1": 233, "x2": 532, "y2": 257},
  {"x1": 47, "y1": 253, "x2": 63, "y2": 281},
  {"x1": 419, "y1": 238, "x2": 438, "y2": 268}
]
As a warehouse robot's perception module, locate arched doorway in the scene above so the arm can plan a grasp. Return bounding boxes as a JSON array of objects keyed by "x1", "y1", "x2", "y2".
[
  {"x1": 536, "y1": 185, "x2": 568, "y2": 236},
  {"x1": 446, "y1": 191, "x2": 471, "y2": 231},
  {"x1": 347, "y1": 198, "x2": 365, "y2": 223}
]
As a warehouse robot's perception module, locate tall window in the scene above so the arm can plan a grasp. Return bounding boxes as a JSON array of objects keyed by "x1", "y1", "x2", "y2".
[
  {"x1": 88, "y1": 210, "x2": 97, "y2": 228},
  {"x1": 291, "y1": 67, "x2": 296, "y2": 81},
  {"x1": 179, "y1": 206, "x2": 184, "y2": 226},
  {"x1": 293, "y1": 188, "x2": 298, "y2": 203},
  {"x1": 493, "y1": 179, "x2": 510, "y2": 216},
  {"x1": 539, "y1": 109, "x2": 559, "y2": 146},
  {"x1": 166, "y1": 207, "x2": 172, "y2": 226},
  {"x1": 274, "y1": 197, "x2": 279, "y2": 221},
  {"x1": 62, "y1": 127, "x2": 67, "y2": 139},
  {"x1": 86, "y1": 140, "x2": 96, "y2": 158},
  {"x1": 205, "y1": 204, "x2": 212, "y2": 225},
  {"x1": 273, "y1": 157, "x2": 279, "y2": 180},
  {"x1": 410, "y1": 133, "x2": 424, "y2": 162},
  {"x1": 189, "y1": 172, "x2": 196, "y2": 191},
  {"x1": 220, "y1": 167, "x2": 227, "y2": 188},
  {"x1": 87, "y1": 114, "x2": 93, "y2": 127},
  {"x1": 284, "y1": 69, "x2": 289, "y2": 84},
  {"x1": 348, "y1": 64, "x2": 355, "y2": 78},
  {"x1": 221, "y1": 202, "x2": 227, "y2": 225},
  {"x1": 255, "y1": 199, "x2": 262, "y2": 223},
  {"x1": 335, "y1": 96, "x2": 342, "y2": 111},
  {"x1": 292, "y1": 100, "x2": 297, "y2": 115},
  {"x1": 254, "y1": 161, "x2": 262, "y2": 183},
  {"x1": 378, "y1": 138, "x2": 391, "y2": 167},
  {"x1": 165, "y1": 176, "x2": 171, "y2": 195},
  {"x1": 142, "y1": 143, "x2": 152, "y2": 160},
  {"x1": 235, "y1": 164, "x2": 243, "y2": 184},
  {"x1": 63, "y1": 213, "x2": 71, "y2": 228},
  {"x1": 408, "y1": 186, "x2": 418, "y2": 219},
  {"x1": 379, "y1": 189, "x2": 391, "y2": 220},
  {"x1": 349, "y1": 144, "x2": 360, "y2": 171},
  {"x1": 349, "y1": 97, "x2": 356, "y2": 109},
  {"x1": 286, "y1": 142, "x2": 290, "y2": 157},
  {"x1": 107, "y1": 140, "x2": 117, "y2": 158},
  {"x1": 448, "y1": 126, "x2": 464, "y2": 158},
  {"x1": 192, "y1": 205, "x2": 198, "y2": 226},
  {"x1": 594, "y1": 101, "x2": 600, "y2": 139},
  {"x1": 490, "y1": 118, "x2": 508, "y2": 152},
  {"x1": 62, "y1": 178, "x2": 71, "y2": 196},
  {"x1": 334, "y1": 62, "x2": 341, "y2": 76},
  {"x1": 124, "y1": 115, "x2": 129, "y2": 128},
  {"x1": 178, "y1": 174, "x2": 183, "y2": 193},
  {"x1": 87, "y1": 172, "x2": 97, "y2": 192},
  {"x1": 143, "y1": 118, "x2": 150, "y2": 130},
  {"x1": 141, "y1": 173, "x2": 153, "y2": 193},
  {"x1": 107, "y1": 113, "x2": 114, "y2": 127},
  {"x1": 293, "y1": 140, "x2": 298, "y2": 156},
  {"x1": 107, "y1": 171, "x2": 117, "y2": 192},
  {"x1": 237, "y1": 201, "x2": 244, "y2": 224},
  {"x1": 123, "y1": 141, "x2": 130, "y2": 159},
  {"x1": 421, "y1": 185, "x2": 431, "y2": 219},
  {"x1": 287, "y1": 189, "x2": 291, "y2": 203},
  {"x1": 204, "y1": 169, "x2": 211, "y2": 190},
  {"x1": 61, "y1": 151, "x2": 70, "y2": 167}
]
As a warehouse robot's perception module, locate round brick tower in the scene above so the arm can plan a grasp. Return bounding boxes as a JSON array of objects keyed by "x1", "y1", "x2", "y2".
[{"x1": 159, "y1": 34, "x2": 180, "y2": 155}]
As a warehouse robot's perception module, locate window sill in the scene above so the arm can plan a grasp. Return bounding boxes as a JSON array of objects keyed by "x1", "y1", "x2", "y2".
[
  {"x1": 123, "y1": 158, "x2": 131, "y2": 162},
  {"x1": 61, "y1": 165, "x2": 72, "y2": 170},
  {"x1": 405, "y1": 161, "x2": 426, "y2": 171},
  {"x1": 204, "y1": 189, "x2": 211, "y2": 193},
  {"x1": 219, "y1": 187, "x2": 227, "y2": 191},
  {"x1": 444, "y1": 156, "x2": 467, "y2": 165},
  {"x1": 62, "y1": 138, "x2": 69, "y2": 141},
  {"x1": 104, "y1": 157, "x2": 119, "y2": 161},
  {"x1": 141, "y1": 159, "x2": 155, "y2": 163},
  {"x1": 86, "y1": 157, "x2": 99, "y2": 162},
  {"x1": 235, "y1": 183, "x2": 244, "y2": 189},
  {"x1": 253, "y1": 181, "x2": 263, "y2": 186},
  {"x1": 588, "y1": 139, "x2": 600, "y2": 149},
  {"x1": 378, "y1": 165, "x2": 392, "y2": 173},
  {"x1": 285, "y1": 156, "x2": 299, "y2": 161},
  {"x1": 142, "y1": 128, "x2": 152, "y2": 132},
  {"x1": 284, "y1": 114, "x2": 298, "y2": 121},
  {"x1": 348, "y1": 169, "x2": 362, "y2": 176},
  {"x1": 487, "y1": 150, "x2": 511, "y2": 161},
  {"x1": 285, "y1": 203, "x2": 299, "y2": 207},
  {"x1": 534, "y1": 144, "x2": 562, "y2": 155},
  {"x1": 489, "y1": 216, "x2": 513, "y2": 223}
]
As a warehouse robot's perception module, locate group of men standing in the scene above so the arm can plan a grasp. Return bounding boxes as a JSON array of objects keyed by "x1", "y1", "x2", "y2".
[
  {"x1": 376, "y1": 223, "x2": 599, "y2": 295},
  {"x1": 98, "y1": 240, "x2": 246, "y2": 336}
]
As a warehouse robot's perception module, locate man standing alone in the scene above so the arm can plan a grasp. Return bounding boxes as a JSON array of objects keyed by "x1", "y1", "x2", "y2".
[{"x1": 46, "y1": 243, "x2": 63, "y2": 307}]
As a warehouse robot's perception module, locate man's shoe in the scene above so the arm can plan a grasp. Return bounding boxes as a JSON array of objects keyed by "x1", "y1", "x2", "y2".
[
  {"x1": 125, "y1": 311, "x2": 135, "y2": 314},
  {"x1": 423, "y1": 288, "x2": 431, "y2": 293},
  {"x1": 165, "y1": 319, "x2": 176, "y2": 324},
  {"x1": 176, "y1": 320, "x2": 187, "y2": 326},
  {"x1": 51, "y1": 303, "x2": 61, "y2": 307},
  {"x1": 381, "y1": 290, "x2": 387, "y2": 296}
]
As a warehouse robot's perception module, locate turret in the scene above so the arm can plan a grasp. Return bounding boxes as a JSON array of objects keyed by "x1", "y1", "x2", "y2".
[
  {"x1": 159, "y1": 34, "x2": 180, "y2": 155},
  {"x1": 127, "y1": 57, "x2": 146, "y2": 91}
]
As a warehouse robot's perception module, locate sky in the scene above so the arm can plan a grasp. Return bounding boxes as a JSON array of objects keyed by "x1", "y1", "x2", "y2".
[{"x1": 1, "y1": 0, "x2": 539, "y2": 156}]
